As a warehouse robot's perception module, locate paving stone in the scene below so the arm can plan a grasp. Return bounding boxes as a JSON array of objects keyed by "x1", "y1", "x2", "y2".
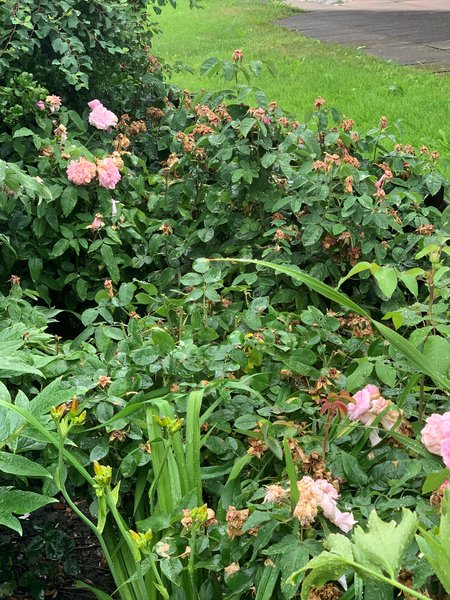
[{"x1": 277, "y1": 3, "x2": 450, "y2": 70}]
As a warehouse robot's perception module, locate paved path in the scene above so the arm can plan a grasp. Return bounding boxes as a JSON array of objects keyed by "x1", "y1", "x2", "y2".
[{"x1": 277, "y1": 0, "x2": 450, "y2": 72}]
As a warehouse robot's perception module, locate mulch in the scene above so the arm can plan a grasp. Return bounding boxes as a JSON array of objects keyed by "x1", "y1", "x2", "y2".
[{"x1": 2, "y1": 499, "x2": 115, "y2": 600}]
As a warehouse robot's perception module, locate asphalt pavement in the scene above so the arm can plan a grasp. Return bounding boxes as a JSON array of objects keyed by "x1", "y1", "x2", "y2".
[{"x1": 277, "y1": 0, "x2": 450, "y2": 72}]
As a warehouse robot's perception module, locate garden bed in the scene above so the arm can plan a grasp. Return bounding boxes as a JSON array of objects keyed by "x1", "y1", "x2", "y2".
[{"x1": 0, "y1": 1, "x2": 450, "y2": 599}]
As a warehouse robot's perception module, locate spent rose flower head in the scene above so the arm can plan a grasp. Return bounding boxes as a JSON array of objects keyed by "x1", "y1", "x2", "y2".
[
  {"x1": 97, "y1": 157, "x2": 121, "y2": 190},
  {"x1": 88, "y1": 99, "x2": 118, "y2": 130},
  {"x1": 231, "y1": 49, "x2": 244, "y2": 63},
  {"x1": 294, "y1": 476, "x2": 356, "y2": 533},
  {"x1": 88, "y1": 213, "x2": 105, "y2": 232},
  {"x1": 263, "y1": 484, "x2": 289, "y2": 504},
  {"x1": 45, "y1": 95, "x2": 61, "y2": 112},
  {"x1": 67, "y1": 157, "x2": 96, "y2": 186}
]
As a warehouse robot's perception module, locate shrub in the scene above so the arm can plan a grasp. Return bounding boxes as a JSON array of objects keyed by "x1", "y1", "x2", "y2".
[
  {"x1": 0, "y1": 89, "x2": 447, "y2": 314},
  {"x1": 0, "y1": 0, "x2": 168, "y2": 114}
]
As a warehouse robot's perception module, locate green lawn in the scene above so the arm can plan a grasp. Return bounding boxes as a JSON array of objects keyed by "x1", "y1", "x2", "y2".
[{"x1": 153, "y1": 0, "x2": 450, "y2": 158}]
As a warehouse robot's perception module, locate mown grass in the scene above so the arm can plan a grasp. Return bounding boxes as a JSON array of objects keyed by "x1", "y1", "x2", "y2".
[{"x1": 153, "y1": 0, "x2": 450, "y2": 158}]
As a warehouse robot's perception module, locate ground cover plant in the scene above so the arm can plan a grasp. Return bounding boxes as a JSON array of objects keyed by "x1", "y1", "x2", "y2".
[{"x1": 1, "y1": 0, "x2": 450, "y2": 599}]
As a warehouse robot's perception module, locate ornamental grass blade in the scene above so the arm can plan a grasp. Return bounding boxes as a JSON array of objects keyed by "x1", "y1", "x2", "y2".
[{"x1": 185, "y1": 389, "x2": 204, "y2": 505}]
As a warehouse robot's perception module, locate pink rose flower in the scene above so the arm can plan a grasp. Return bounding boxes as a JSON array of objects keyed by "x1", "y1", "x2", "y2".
[
  {"x1": 88, "y1": 99, "x2": 103, "y2": 110},
  {"x1": 376, "y1": 174, "x2": 386, "y2": 189},
  {"x1": 332, "y1": 510, "x2": 357, "y2": 533},
  {"x1": 348, "y1": 388, "x2": 372, "y2": 421},
  {"x1": 88, "y1": 99, "x2": 118, "y2": 130},
  {"x1": 421, "y1": 412, "x2": 450, "y2": 455},
  {"x1": 314, "y1": 479, "x2": 339, "y2": 500},
  {"x1": 371, "y1": 396, "x2": 400, "y2": 431},
  {"x1": 442, "y1": 438, "x2": 450, "y2": 469},
  {"x1": 348, "y1": 384, "x2": 401, "y2": 446},
  {"x1": 97, "y1": 157, "x2": 121, "y2": 189},
  {"x1": 67, "y1": 157, "x2": 96, "y2": 185},
  {"x1": 36, "y1": 100, "x2": 45, "y2": 110}
]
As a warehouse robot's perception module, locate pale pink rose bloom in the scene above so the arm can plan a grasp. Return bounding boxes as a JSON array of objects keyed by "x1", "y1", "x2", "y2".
[
  {"x1": 421, "y1": 412, "x2": 450, "y2": 455},
  {"x1": 371, "y1": 397, "x2": 400, "y2": 431},
  {"x1": 332, "y1": 509, "x2": 357, "y2": 533},
  {"x1": 314, "y1": 479, "x2": 339, "y2": 500},
  {"x1": 88, "y1": 99, "x2": 103, "y2": 110},
  {"x1": 67, "y1": 157, "x2": 96, "y2": 185},
  {"x1": 349, "y1": 384, "x2": 400, "y2": 446},
  {"x1": 88, "y1": 99, "x2": 118, "y2": 130},
  {"x1": 37, "y1": 100, "x2": 45, "y2": 110},
  {"x1": 348, "y1": 388, "x2": 371, "y2": 421},
  {"x1": 365, "y1": 384, "x2": 381, "y2": 398},
  {"x1": 97, "y1": 158, "x2": 121, "y2": 190},
  {"x1": 318, "y1": 490, "x2": 338, "y2": 520},
  {"x1": 376, "y1": 174, "x2": 386, "y2": 189},
  {"x1": 45, "y1": 95, "x2": 61, "y2": 112},
  {"x1": 441, "y1": 437, "x2": 450, "y2": 469}
]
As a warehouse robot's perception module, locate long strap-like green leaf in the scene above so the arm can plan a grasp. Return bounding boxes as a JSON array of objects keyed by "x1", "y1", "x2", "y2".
[
  {"x1": 211, "y1": 258, "x2": 450, "y2": 392},
  {"x1": 185, "y1": 389, "x2": 204, "y2": 505}
]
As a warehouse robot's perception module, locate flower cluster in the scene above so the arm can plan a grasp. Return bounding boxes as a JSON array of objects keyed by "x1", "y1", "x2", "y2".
[
  {"x1": 421, "y1": 412, "x2": 450, "y2": 469},
  {"x1": 88, "y1": 99, "x2": 118, "y2": 130},
  {"x1": 67, "y1": 157, "x2": 97, "y2": 185},
  {"x1": 66, "y1": 156, "x2": 121, "y2": 190},
  {"x1": 348, "y1": 384, "x2": 400, "y2": 446},
  {"x1": 294, "y1": 476, "x2": 356, "y2": 533}
]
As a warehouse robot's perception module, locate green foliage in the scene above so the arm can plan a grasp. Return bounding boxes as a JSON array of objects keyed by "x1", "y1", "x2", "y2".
[
  {"x1": 0, "y1": 90, "x2": 448, "y2": 314},
  {"x1": 289, "y1": 509, "x2": 421, "y2": 600},
  {"x1": 0, "y1": 0, "x2": 170, "y2": 111},
  {"x1": 0, "y1": 487, "x2": 56, "y2": 534},
  {"x1": 416, "y1": 491, "x2": 450, "y2": 594}
]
